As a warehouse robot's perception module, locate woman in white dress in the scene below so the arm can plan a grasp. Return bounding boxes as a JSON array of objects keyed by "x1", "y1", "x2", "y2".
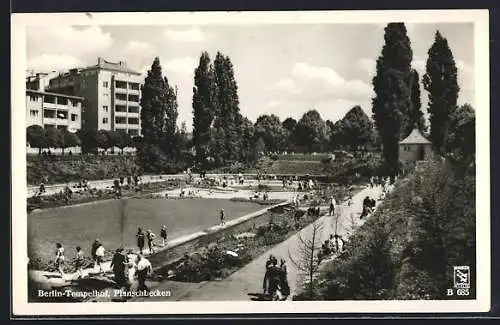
[{"x1": 126, "y1": 253, "x2": 138, "y2": 289}]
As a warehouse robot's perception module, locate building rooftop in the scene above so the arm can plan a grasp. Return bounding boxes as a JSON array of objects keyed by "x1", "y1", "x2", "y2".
[
  {"x1": 83, "y1": 57, "x2": 141, "y2": 76},
  {"x1": 400, "y1": 129, "x2": 431, "y2": 144},
  {"x1": 26, "y1": 89, "x2": 84, "y2": 100}
]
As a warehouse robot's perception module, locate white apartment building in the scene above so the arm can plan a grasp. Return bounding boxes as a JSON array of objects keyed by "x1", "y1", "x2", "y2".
[
  {"x1": 46, "y1": 58, "x2": 142, "y2": 136},
  {"x1": 26, "y1": 89, "x2": 83, "y2": 132}
]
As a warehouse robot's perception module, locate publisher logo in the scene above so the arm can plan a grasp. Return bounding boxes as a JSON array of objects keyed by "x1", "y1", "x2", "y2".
[
  {"x1": 454, "y1": 266, "x2": 470, "y2": 289},
  {"x1": 447, "y1": 266, "x2": 470, "y2": 296}
]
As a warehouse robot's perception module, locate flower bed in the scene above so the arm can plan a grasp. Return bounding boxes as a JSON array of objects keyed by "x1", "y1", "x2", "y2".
[
  {"x1": 157, "y1": 206, "x2": 319, "y2": 283},
  {"x1": 27, "y1": 180, "x2": 186, "y2": 212}
]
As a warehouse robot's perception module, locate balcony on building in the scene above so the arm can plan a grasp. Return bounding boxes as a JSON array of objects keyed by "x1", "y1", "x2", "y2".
[
  {"x1": 128, "y1": 82, "x2": 140, "y2": 95},
  {"x1": 128, "y1": 94, "x2": 140, "y2": 103},
  {"x1": 115, "y1": 80, "x2": 128, "y2": 93},
  {"x1": 115, "y1": 104, "x2": 128, "y2": 116},
  {"x1": 128, "y1": 117, "x2": 140, "y2": 125},
  {"x1": 115, "y1": 116, "x2": 127, "y2": 126},
  {"x1": 115, "y1": 93, "x2": 128, "y2": 106},
  {"x1": 128, "y1": 105, "x2": 140, "y2": 116}
]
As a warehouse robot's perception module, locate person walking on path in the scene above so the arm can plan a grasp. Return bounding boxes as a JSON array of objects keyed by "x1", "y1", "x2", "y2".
[
  {"x1": 95, "y1": 242, "x2": 106, "y2": 274},
  {"x1": 136, "y1": 228, "x2": 145, "y2": 255},
  {"x1": 220, "y1": 209, "x2": 226, "y2": 226},
  {"x1": 279, "y1": 259, "x2": 290, "y2": 300},
  {"x1": 110, "y1": 247, "x2": 128, "y2": 288},
  {"x1": 329, "y1": 196, "x2": 336, "y2": 216},
  {"x1": 74, "y1": 246, "x2": 84, "y2": 279},
  {"x1": 136, "y1": 254, "x2": 152, "y2": 292},
  {"x1": 54, "y1": 243, "x2": 65, "y2": 278},
  {"x1": 160, "y1": 225, "x2": 168, "y2": 247},
  {"x1": 146, "y1": 229, "x2": 156, "y2": 255}
]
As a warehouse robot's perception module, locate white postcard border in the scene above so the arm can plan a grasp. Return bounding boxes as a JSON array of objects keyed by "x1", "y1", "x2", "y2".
[{"x1": 11, "y1": 9, "x2": 490, "y2": 315}]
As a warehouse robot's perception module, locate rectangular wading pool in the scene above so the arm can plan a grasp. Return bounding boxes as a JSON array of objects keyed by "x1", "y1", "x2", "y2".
[{"x1": 28, "y1": 198, "x2": 267, "y2": 263}]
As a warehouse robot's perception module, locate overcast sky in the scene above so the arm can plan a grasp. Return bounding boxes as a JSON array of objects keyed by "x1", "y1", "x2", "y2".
[{"x1": 26, "y1": 23, "x2": 474, "y2": 131}]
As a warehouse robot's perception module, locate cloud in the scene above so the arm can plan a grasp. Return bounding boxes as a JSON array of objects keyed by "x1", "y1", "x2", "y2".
[
  {"x1": 163, "y1": 57, "x2": 198, "y2": 75},
  {"x1": 287, "y1": 62, "x2": 373, "y2": 97},
  {"x1": 266, "y1": 100, "x2": 281, "y2": 108},
  {"x1": 27, "y1": 54, "x2": 84, "y2": 73},
  {"x1": 27, "y1": 26, "x2": 113, "y2": 57},
  {"x1": 163, "y1": 27, "x2": 209, "y2": 42},
  {"x1": 262, "y1": 62, "x2": 374, "y2": 124},
  {"x1": 356, "y1": 58, "x2": 376, "y2": 76},
  {"x1": 124, "y1": 41, "x2": 155, "y2": 58}
]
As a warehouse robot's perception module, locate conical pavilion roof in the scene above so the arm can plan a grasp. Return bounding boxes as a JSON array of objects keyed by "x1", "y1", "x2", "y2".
[{"x1": 400, "y1": 129, "x2": 431, "y2": 144}]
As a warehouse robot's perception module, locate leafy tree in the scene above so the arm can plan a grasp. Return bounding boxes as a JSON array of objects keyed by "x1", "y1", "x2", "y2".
[
  {"x1": 254, "y1": 137, "x2": 266, "y2": 155},
  {"x1": 283, "y1": 117, "x2": 297, "y2": 133},
  {"x1": 372, "y1": 23, "x2": 414, "y2": 179},
  {"x1": 61, "y1": 129, "x2": 80, "y2": 155},
  {"x1": 295, "y1": 110, "x2": 327, "y2": 152},
  {"x1": 78, "y1": 129, "x2": 100, "y2": 154},
  {"x1": 239, "y1": 117, "x2": 258, "y2": 164},
  {"x1": 282, "y1": 117, "x2": 298, "y2": 151},
  {"x1": 254, "y1": 114, "x2": 286, "y2": 152},
  {"x1": 45, "y1": 128, "x2": 64, "y2": 150},
  {"x1": 336, "y1": 106, "x2": 375, "y2": 151},
  {"x1": 192, "y1": 52, "x2": 217, "y2": 165},
  {"x1": 447, "y1": 103, "x2": 475, "y2": 164},
  {"x1": 115, "y1": 130, "x2": 131, "y2": 154},
  {"x1": 423, "y1": 30, "x2": 460, "y2": 154},
  {"x1": 97, "y1": 130, "x2": 111, "y2": 152},
  {"x1": 27, "y1": 125, "x2": 47, "y2": 155}
]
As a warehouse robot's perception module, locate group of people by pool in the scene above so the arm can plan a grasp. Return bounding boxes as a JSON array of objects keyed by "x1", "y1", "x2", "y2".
[{"x1": 51, "y1": 224, "x2": 169, "y2": 291}]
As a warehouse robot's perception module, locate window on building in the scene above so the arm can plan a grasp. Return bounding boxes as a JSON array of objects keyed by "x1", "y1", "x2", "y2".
[
  {"x1": 58, "y1": 98, "x2": 68, "y2": 105},
  {"x1": 29, "y1": 110, "x2": 39, "y2": 117},
  {"x1": 116, "y1": 93, "x2": 127, "y2": 101},
  {"x1": 103, "y1": 105, "x2": 109, "y2": 112},
  {"x1": 71, "y1": 114, "x2": 78, "y2": 121},
  {"x1": 115, "y1": 117, "x2": 127, "y2": 124},
  {"x1": 128, "y1": 117, "x2": 139, "y2": 125},
  {"x1": 128, "y1": 106, "x2": 139, "y2": 114},
  {"x1": 70, "y1": 99, "x2": 79, "y2": 106},
  {"x1": 103, "y1": 81, "x2": 109, "y2": 88},
  {"x1": 128, "y1": 94, "x2": 139, "y2": 102},
  {"x1": 103, "y1": 117, "x2": 108, "y2": 124},
  {"x1": 115, "y1": 105, "x2": 127, "y2": 112},
  {"x1": 129, "y1": 83, "x2": 140, "y2": 91},
  {"x1": 116, "y1": 81, "x2": 127, "y2": 89},
  {"x1": 29, "y1": 95, "x2": 39, "y2": 102},
  {"x1": 43, "y1": 109, "x2": 56, "y2": 118}
]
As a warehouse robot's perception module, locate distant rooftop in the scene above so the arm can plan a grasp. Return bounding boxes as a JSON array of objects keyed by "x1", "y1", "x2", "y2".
[
  {"x1": 400, "y1": 129, "x2": 431, "y2": 144},
  {"x1": 26, "y1": 89, "x2": 84, "y2": 100},
  {"x1": 83, "y1": 57, "x2": 141, "y2": 75}
]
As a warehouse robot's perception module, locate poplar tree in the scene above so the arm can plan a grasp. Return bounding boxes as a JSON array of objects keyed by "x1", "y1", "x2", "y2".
[
  {"x1": 423, "y1": 30, "x2": 460, "y2": 154},
  {"x1": 192, "y1": 52, "x2": 217, "y2": 166},
  {"x1": 372, "y1": 23, "x2": 414, "y2": 178}
]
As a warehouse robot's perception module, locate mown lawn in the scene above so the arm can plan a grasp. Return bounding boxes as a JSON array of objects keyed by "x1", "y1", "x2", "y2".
[{"x1": 28, "y1": 198, "x2": 263, "y2": 264}]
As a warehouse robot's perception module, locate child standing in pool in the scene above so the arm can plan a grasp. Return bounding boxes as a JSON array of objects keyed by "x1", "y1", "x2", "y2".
[
  {"x1": 220, "y1": 209, "x2": 226, "y2": 226},
  {"x1": 160, "y1": 225, "x2": 168, "y2": 247},
  {"x1": 55, "y1": 243, "x2": 65, "y2": 278}
]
